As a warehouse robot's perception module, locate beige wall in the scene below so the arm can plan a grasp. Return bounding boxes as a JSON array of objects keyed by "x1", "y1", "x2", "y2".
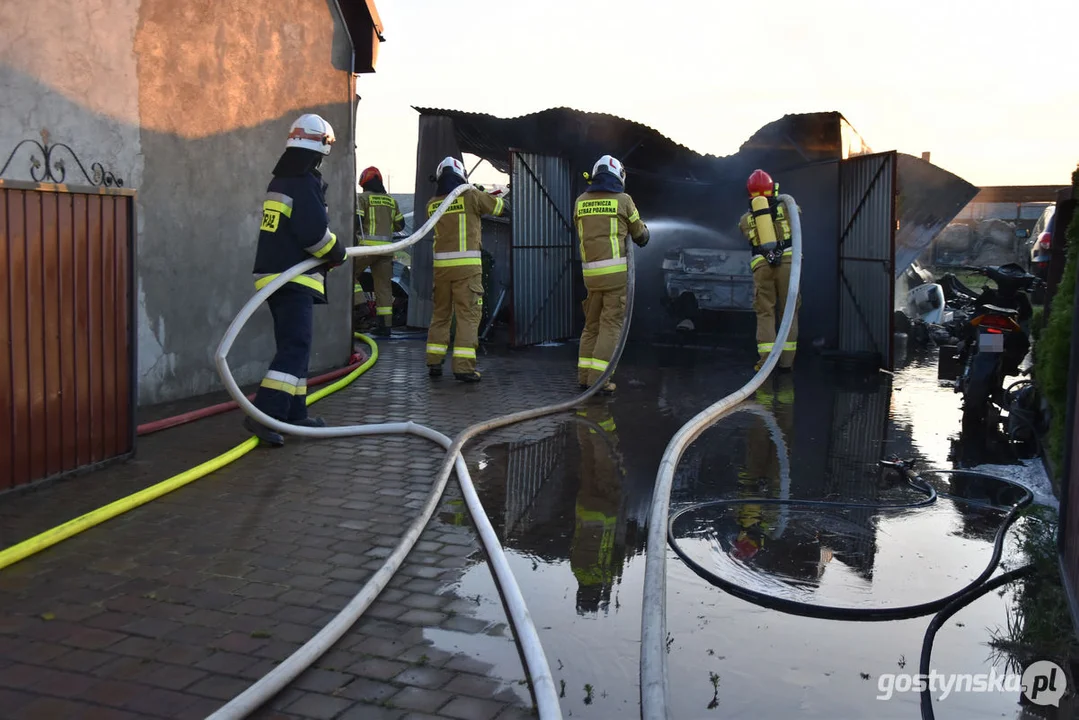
[
  {"x1": 0, "y1": 0, "x2": 143, "y2": 186},
  {"x1": 0, "y1": 0, "x2": 356, "y2": 406}
]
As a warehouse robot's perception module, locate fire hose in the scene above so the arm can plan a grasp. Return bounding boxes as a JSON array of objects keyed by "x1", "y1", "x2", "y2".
[
  {"x1": 638, "y1": 193, "x2": 1039, "y2": 719},
  {"x1": 136, "y1": 358, "x2": 366, "y2": 436},
  {"x1": 209, "y1": 183, "x2": 639, "y2": 720},
  {"x1": 640, "y1": 194, "x2": 802, "y2": 720}
]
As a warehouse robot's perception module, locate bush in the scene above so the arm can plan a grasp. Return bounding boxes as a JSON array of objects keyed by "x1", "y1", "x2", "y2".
[{"x1": 1035, "y1": 165, "x2": 1079, "y2": 493}]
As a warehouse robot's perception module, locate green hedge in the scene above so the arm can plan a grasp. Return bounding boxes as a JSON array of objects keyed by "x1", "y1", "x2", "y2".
[{"x1": 1036, "y1": 165, "x2": 1079, "y2": 493}]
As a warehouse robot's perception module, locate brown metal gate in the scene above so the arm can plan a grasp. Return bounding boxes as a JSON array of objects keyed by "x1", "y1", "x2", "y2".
[{"x1": 0, "y1": 180, "x2": 136, "y2": 492}]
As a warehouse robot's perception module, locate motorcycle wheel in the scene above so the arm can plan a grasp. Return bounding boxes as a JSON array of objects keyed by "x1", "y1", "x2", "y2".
[{"x1": 961, "y1": 351, "x2": 1000, "y2": 440}]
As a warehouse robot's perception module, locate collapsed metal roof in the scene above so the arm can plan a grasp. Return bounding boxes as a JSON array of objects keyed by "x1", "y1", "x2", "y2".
[{"x1": 412, "y1": 106, "x2": 875, "y2": 186}]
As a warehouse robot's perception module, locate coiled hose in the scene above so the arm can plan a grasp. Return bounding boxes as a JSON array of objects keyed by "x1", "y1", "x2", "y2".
[
  {"x1": 210, "y1": 184, "x2": 638, "y2": 720},
  {"x1": 666, "y1": 463, "x2": 1032, "y2": 622},
  {"x1": 640, "y1": 194, "x2": 803, "y2": 720}
]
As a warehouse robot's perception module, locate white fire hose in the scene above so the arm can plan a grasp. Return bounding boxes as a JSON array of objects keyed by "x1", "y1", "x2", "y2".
[
  {"x1": 639, "y1": 194, "x2": 802, "y2": 720},
  {"x1": 209, "y1": 182, "x2": 638, "y2": 720}
]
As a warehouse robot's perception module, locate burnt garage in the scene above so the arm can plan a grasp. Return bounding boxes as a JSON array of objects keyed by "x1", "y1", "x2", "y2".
[{"x1": 407, "y1": 107, "x2": 977, "y2": 370}]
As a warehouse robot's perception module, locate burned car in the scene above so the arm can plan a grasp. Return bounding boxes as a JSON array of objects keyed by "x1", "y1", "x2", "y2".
[{"x1": 661, "y1": 247, "x2": 754, "y2": 330}]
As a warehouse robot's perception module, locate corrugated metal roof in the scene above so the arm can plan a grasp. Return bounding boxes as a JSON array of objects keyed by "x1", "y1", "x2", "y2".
[
  {"x1": 412, "y1": 105, "x2": 722, "y2": 182},
  {"x1": 412, "y1": 107, "x2": 871, "y2": 186}
]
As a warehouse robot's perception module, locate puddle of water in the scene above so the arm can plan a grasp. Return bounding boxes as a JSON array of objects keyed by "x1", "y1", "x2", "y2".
[{"x1": 430, "y1": 354, "x2": 1050, "y2": 718}]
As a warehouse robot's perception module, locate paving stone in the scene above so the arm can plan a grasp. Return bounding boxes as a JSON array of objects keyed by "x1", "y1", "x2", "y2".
[
  {"x1": 494, "y1": 706, "x2": 539, "y2": 720},
  {"x1": 347, "y1": 657, "x2": 411, "y2": 681},
  {"x1": 388, "y1": 686, "x2": 452, "y2": 714},
  {"x1": 195, "y1": 650, "x2": 262, "y2": 676},
  {"x1": 338, "y1": 677, "x2": 399, "y2": 703},
  {"x1": 293, "y1": 667, "x2": 353, "y2": 694},
  {"x1": 392, "y1": 665, "x2": 455, "y2": 690},
  {"x1": 439, "y1": 696, "x2": 507, "y2": 720},
  {"x1": 396, "y1": 609, "x2": 447, "y2": 626},
  {"x1": 337, "y1": 703, "x2": 405, "y2": 720},
  {"x1": 283, "y1": 692, "x2": 354, "y2": 719},
  {"x1": 0, "y1": 344, "x2": 583, "y2": 720}
]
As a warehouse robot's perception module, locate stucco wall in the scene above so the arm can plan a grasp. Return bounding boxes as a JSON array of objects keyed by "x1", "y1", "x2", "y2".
[
  {"x1": 0, "y1": 0, "x2": 355, "y2": 406},
  {"x1": 0, "y1": 0, "x2": 143, "y2": 187},
  {"x1": 133, "y1": 0, "x2": 354, "y2": 404}
]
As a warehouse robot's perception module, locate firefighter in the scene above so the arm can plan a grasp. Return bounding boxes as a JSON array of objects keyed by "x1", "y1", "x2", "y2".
[
  {"x1": 244, "y1": 113, "x2": 346, "y2": 447},
  {"x1": 570, "y1": 402, "x2": 625, "y2": 615},
  {"x1": 733, "y1": 373, "x2": 794, "y2": 561},
  {"x1": 738, "y1": 169, "x2": 801, "y2": 371},
  {"x1": 425, "y1": 156, "x2": 507, "y2": 382},
  {"x1": 574, "y1": 155, "x2": 649, "y2": 394},
  {"x1": 355, "y1": 166, "x2": 405, "y2": 336}
]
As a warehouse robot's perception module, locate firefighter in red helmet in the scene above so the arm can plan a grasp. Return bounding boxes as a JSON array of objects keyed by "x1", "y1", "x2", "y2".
[
  {"x1": 355, "y1": 166, "x2": 404, "y2": 336},
  {"x1": 738, "y1": 169, "x2": 800, "y2": 371}
]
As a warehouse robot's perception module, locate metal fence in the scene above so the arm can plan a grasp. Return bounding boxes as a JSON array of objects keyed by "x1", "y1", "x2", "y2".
[
  {"x1": 510, "y1": 152, "x2": 576, "y2": 347},
  {"x1": 837, "y1": 152, "x2": 897, "y2": 368},
  {"x1": 0, "y1": 180, "x2": 136, "y2": 492}
]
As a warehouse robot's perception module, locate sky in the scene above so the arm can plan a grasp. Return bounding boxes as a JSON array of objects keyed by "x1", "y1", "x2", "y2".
[{"x1": 354, "y1": 0, "x2": 1079, "y2": 193}]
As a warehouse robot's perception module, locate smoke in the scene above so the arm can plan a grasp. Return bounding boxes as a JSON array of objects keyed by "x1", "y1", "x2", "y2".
[{"x1": 630, "y1": 216, "x2": 750, "y2": 337}]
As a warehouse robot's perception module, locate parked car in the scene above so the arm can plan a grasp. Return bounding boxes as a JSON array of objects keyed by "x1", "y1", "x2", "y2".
[{"x1": 1027, "y1": 203, "x2": 1056, "y2": 281}]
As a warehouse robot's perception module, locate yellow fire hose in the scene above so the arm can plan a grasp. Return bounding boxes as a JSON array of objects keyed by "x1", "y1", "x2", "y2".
[{"x1": 0, "y1": 333, "x2": 379, "y2": 572}]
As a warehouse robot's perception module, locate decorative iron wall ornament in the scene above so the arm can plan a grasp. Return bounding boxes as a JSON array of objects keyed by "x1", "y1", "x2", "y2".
[{"x1": 0, "y1": 129, "x2": 123, "y2": 187}]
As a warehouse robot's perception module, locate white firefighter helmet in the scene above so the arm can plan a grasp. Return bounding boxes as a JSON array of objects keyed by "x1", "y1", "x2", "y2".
[
  {"x1": 592, "y1": 155, "x2": 626, "y2": 184},
  {"x1": 435, "y1": 156, "x2": 467, "y2": 182},
  {"x1": 286, "y1": 114, "x2": 335, "y2": 155}
]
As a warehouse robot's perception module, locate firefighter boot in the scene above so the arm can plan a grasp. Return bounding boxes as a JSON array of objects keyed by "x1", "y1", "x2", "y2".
[
  {"x1": 292, "y1": 417, "x2": 327, "y2": 428},
  {"x1": 243, "y1": 416, "x2": 284, "y2": 447},
  {"x1": 454, "y1": 371, "x2": 482, "y2": 383}
]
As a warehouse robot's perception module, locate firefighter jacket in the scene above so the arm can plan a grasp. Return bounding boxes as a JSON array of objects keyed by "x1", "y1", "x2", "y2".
[
  {"x1": 574, "y1": 190, "x2": 646, "y2": 292},
  {"x1": 252, "y1": 171, "x2": 345, "y2": 303},
  {"x1": 426, "y1": 187, "x2": 505, "y2": 281},
  {"x1": 739, "y1": 199, "x2": 794, "y2": 270},
  {"x1": 357, "y1": 192, "x2": 405, "y2": 245}
]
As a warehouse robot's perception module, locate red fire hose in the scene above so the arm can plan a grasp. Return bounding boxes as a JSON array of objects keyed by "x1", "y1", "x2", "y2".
[{"x1": 136, "y1": 351, "x2": 368, "y2": 437}]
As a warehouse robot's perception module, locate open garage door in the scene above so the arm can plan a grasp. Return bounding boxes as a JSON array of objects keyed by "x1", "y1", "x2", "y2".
[
  {"x1": 510, "y1": 152, "x2": 577, "y2": 347},
  {"x1": 837, "y1": 152, "x2": 897, "y2": 369}
]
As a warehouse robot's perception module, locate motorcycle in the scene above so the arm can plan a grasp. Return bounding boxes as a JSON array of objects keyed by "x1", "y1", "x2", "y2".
[{"x1": 937, "y1": 263, "x2": 1042, "y2": 439}]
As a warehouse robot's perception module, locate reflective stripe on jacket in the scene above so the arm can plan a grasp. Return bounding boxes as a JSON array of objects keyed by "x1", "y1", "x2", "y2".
[
  {"x1": 427, "y1": 188, "x2": 504, "y2": 277},
  {"x1": 574, "y1": 191, "x2": 645, "y2": 289},
  {"x1": 357, "y1": 192, "x2": 404, "y2": 245},
  {"x1": 252, "y1": 172, "x2": 345, "y2": 303}
]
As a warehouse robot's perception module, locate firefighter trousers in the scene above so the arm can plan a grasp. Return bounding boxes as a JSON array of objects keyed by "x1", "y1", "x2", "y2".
[
  {"x1": 426, "y1": 270, "x2": 483, "y2": 374},
  {"x1": 356, "y1": 255, "x2": 393, "y2": 327},
  {"x1": 578, "y1": 286, "x2": 627, "y2": 386},
  {"x1": 252, "y1": 288, "x2": 313, "y2": 422},
  {"x1": 752, "y1": 255, "x2": 800, "y2": 368}
]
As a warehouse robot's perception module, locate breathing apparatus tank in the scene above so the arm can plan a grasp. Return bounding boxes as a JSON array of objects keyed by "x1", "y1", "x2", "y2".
[
  {"x1": 747, "y1": 168, "x2": 779, "y2": 247},
  {"x1": 749, "y1": 195, "x2": 779, "y2": 247}
]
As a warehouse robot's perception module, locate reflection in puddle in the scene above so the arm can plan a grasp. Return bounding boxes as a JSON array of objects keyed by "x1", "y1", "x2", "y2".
[{"x1": 430, "y1": 353, "x2": 1047, "y2": 718}]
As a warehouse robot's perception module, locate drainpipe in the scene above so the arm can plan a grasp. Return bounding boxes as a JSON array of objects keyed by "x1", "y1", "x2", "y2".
[{"x1": 330, "y1": 0, "x2": 357, "y2": 322}]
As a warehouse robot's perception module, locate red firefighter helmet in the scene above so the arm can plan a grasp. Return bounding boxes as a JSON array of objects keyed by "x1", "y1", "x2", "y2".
[
  {"x1": 732, "y1": 532, "x2": 762, "y2": 561},
  {"x1": 359, "y1": 166, "x2": 382, "y2": 188},
  {"x1": 747, "y1": 169, "x2": 777, "y2": 198}
]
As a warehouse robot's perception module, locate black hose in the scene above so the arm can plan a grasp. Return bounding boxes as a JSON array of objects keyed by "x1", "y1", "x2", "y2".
[
  {"x1": 918, "y1": 565, "x2": 1036, "y2": 720},
  {"x1": 667, "y1": 465, "x2": 1033, "y2": 622}
]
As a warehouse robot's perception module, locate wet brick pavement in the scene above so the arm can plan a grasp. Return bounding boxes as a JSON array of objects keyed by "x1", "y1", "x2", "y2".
[{"x1": 0, "y1": 338, "x2": 588, "y2": 720}]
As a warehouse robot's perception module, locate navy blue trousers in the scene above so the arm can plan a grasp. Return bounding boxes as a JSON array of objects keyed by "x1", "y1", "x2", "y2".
[{"x1": 252, "y1": 288, "x2": 314, "y2": 422}]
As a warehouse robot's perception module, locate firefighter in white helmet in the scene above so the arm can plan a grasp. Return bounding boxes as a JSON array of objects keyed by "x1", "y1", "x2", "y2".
[
  {"x1": 246, "y1": 113, "x2": 346, "y2": 447},
  {"x1": 573, "y1": 155, "x2": 649, "y2": 394},
  {"x1": 424, "y1": 156, "x2": 507, "y2": 382}
]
